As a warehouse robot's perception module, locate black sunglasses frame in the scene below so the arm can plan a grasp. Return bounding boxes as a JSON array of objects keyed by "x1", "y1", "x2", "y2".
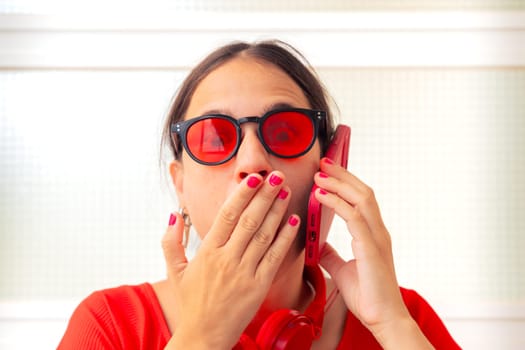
[{"x1": 171, "y1": 108, "x2": 326, "y2": 166}]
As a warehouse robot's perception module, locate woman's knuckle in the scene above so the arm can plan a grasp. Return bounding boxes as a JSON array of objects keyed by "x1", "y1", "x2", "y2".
[
  {"x1": 362, "y1": 186, "x2": 375, "y2": 203},
  {"x1": 219, "y1": 208, "x2": 237, "y2": 225},
  {"x1": 161, "y1": 238, "x2": 170, "y2": 252},
  {"x1": 264, "y1": 248, "x2": 282, "y2": 265},
  {"x1": 379, "y1": 230, "x2": 393, "y2": 250},
  {"x1": 239, "y1": 215, "x2": 260, "y2": 232},
  {"x1": 253, "y1": 229, "x2": 272, "y2": 245},
  {"x1": 347, "y1": 205, "x2": 362, "y2": 221}
]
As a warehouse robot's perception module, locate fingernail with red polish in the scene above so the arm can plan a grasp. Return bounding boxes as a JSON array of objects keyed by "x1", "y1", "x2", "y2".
[
  {"x1": 278, "y1": 189, "x2": 289, "y2": 200},
  {"x1": 288, "y1": 216, "x2": 299, "y2": 226},
  {"x1": 319, "y1": 172, "x2": 329, "y2": 178},
  {"x1": 324, "y1": 158, "x2": 334, "y2": 165},
  {"x1": 247, "y1": 176, "x2": 261, "y2": 188},
  {"x1": 269, "y1": 174, "x2": 283, "y2": 186},
  {"x1": 319, "y1": 189, "x2": 328, "y2": 195},
  {"x1": 169, "y1": 213, "x2": 177, "y2": 226}
]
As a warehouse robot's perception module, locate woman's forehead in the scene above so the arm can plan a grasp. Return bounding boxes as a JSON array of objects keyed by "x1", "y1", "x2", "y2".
[{"x1": 185, "y1": 58, "x2": 309, "y2": 119}]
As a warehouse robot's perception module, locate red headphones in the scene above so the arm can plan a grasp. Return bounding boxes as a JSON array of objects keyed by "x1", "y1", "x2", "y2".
[{"x1": 233, "y1": 265, "x2": 326, "y2": 350}]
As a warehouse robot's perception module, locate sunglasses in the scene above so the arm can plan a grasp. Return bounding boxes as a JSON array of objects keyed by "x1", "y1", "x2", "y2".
[{"x1": 171, "y1": 108, "x2": 326, "y2": 165}]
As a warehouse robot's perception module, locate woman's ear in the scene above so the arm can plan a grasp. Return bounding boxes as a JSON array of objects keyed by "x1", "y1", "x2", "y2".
[{"x1": 169, "y1": 160, "x2": 184, "y2": 202}]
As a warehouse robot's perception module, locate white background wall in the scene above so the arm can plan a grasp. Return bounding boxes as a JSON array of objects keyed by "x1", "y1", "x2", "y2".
[{"x1": 0, "y1": 2, "x2": 524, "y2": 349}]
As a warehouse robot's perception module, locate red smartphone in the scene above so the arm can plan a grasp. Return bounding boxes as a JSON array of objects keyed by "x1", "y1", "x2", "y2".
[{"x1": 305, "y1": 125, "x2": 351, "y2": 266}]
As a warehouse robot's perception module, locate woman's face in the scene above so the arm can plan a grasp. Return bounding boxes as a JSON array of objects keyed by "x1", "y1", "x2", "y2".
[{"x1": 171, "y1": 56, "x2": 321, "y2": 243}]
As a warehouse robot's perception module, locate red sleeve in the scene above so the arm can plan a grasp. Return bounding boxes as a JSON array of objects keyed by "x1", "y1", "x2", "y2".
[
  {"x1": 58, "y1": 290, "x2": 126, "y2": 350},
  {"x1": 401, "y1": 288, "x2": 461, "y2": 350},
  {"x1": 57, "y1": 284, "x2": 170, "y2": 350},
  {"x1": 338, "y1": 288, "x2": 461, "y2": 349}
]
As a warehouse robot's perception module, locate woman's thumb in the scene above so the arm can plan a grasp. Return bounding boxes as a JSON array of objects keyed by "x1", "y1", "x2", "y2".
[
  {"x1": 319, "y1": 242, "x2": 345, "y2": 278},
  {"x1": 161, "y1": 212, "x2": 188, "y2": 276}
]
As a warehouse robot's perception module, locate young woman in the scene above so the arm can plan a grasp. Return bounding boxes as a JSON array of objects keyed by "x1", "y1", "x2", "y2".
[{"x1": 59, "y1": 40, "x2": 460, "y2": 349}]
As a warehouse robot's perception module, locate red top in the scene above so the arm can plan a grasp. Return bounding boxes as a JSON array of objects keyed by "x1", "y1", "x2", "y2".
[{"x1": 58, "y1": 283, "x2": 460, "y2": 349}]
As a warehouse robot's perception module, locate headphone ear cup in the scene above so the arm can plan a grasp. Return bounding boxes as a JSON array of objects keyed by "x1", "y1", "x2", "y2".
[{"x1": 255, "y1": 309, "x2": 316, "y2": 350}]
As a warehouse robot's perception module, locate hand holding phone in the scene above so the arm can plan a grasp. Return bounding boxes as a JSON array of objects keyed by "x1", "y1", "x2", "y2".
[{"x1": 305, "y1": 125, "x2": 351, "y2": 266}]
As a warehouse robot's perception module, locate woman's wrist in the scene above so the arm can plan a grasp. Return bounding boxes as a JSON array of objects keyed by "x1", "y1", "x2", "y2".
[
  {"x1": 164, "y1": 328, "x2": 235, "y2": 350},
  {"x1": 165, "y1": 329, "x2": 233, "y2": 350},
  {"x1": 165, "y1": 337, "x2": 230, "y2": 350},
  {"x1": 372, "y1": 315, "x2": 435, "y2": 350}
]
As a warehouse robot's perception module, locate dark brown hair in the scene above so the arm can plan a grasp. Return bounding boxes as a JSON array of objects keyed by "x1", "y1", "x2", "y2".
[{"x1": 161, "y1": 39, "x2": 336, "y2": 161}]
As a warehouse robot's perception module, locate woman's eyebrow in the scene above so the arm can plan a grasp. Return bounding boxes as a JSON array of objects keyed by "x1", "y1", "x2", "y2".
[
  {"x1": 263, "y1": 102, "x2": 296, "y2": 114},
  {"x1": 196, "y1": 108, "x2": 232, "y2": 117},
  {"x1": 196, "y1": 103, "x2": 297, "y2": 119}
]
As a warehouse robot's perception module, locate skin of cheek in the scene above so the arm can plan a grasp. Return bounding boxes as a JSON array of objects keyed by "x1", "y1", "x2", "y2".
[
  {"x1": 182, "y1": 169, "x2": 232, "y2": 240},
  {"x1": 282, "y1": 155, "x2": 320, "y2": 256}
]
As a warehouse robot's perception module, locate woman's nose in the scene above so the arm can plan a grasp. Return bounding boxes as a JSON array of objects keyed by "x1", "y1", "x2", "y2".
[{"x1": 234, "y1": 129, "x2": 272, "y2": 183}]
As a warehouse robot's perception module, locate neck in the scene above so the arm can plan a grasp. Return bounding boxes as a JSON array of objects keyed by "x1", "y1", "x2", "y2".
[
  {"x1": 243, "y1": 257, "x2": 326, "y2": 339},
  {"x1": 244, "y1": 255, "x2": 310, "y2": 337}
]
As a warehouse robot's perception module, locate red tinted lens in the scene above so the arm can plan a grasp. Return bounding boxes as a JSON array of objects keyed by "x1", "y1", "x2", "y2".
[
  {"x1": 186, "y1": 117, "x2": 237, "y2": 163},
  {"x1": 261, "y1": 111, "x2": 314, "y2": 156}
]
